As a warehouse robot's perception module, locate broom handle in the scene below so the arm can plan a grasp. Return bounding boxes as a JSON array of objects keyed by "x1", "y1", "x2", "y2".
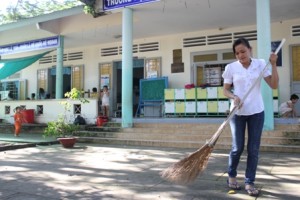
[{"x1": 207, "y1": 38, "x2": 286, "y2": 147}]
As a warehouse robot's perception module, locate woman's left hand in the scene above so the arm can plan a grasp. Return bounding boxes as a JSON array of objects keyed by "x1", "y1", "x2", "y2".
[{"x1": 269, "y1": 53, "x2": 278, "y2": 66}]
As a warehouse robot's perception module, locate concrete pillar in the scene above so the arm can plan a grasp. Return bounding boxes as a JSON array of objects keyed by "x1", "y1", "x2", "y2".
[
  {"x1": 56, "y1": 35, "x2": 64, "y2": 99},
  {"x1": 121, "y1": 8, "x2": 133, "y2": 128},
  {"x1": 256, "y1": 0, "x2": 274, "y2": 130}
]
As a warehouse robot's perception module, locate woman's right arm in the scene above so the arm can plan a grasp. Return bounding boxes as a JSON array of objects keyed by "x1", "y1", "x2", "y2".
[{"x1": 223, "y1": 84, "x2": 240, "y2": 106}]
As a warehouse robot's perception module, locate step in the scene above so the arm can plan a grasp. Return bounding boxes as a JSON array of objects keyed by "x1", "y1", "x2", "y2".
[
  {"x1": 121, "y1": 128, "x2": 300, "y2": 138},
  {"x1": 73, "y1": 130, "x2": 300, "y2": 145},
  {"x1": 76, "y1": 137, "x2": 300, "y2": 153},
  {"x1": 85, "y1": 126, "x2": 122, "y2": 132},
  {"x1": 0, "y1": 123, "x2": 47, "y2": 134},
  {"x1": 74, "y1": 121, "x2": 300, "y2": 153}
]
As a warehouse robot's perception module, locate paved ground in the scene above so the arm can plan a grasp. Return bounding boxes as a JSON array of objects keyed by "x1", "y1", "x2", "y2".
[{"x1": 0, "y1": 136, "x2": 299, "y2": 200}]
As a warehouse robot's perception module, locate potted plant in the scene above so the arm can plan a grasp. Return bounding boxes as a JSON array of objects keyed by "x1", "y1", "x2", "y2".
[
  {"x1": 44, "y1": 115, "x2": 79, "y2": 148},
  {"x1": 43, "y1": 88, "x2": 89, "y2": 148}
]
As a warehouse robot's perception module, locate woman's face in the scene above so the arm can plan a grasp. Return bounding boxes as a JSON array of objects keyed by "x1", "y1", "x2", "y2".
[
  {"x1": 292, "y1": 99, "x2": 298, "y2": 104},
  {"x1": 235, "y1": 44, "x2": 252, "y2": 66}
]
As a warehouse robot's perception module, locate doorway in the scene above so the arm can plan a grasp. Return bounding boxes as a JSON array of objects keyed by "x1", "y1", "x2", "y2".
[
  {"x1": 49, "y1": 67, "x2": 72, "y2": 98},
  {"x1": 291, "y1": 45, "x2": 300, "y2": 116},
  {"x1": 114, "y1": 59, "x2": 144, "y2": 116}
]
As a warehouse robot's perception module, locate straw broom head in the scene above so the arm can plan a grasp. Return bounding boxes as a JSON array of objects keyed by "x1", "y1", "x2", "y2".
[
  {"x1": 160, "y1": 143, "x2": 214, "y2": 185},
  {"x1": 160, "y1": 122, "x2": 224, "y2": 185}
]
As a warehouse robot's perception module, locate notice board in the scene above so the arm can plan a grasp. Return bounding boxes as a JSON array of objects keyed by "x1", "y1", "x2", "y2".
[{"x1": 139, "y1": 77, "x2": 168, "y2": 102}]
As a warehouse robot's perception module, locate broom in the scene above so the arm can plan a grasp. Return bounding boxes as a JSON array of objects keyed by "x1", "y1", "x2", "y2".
[{"x1": 161, "y1": 38, "x2": 286, "y2": 185}]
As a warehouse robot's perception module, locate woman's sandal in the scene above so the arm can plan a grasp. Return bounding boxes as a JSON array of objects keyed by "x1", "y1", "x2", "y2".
[
  {"x1": 227, "y1": 179, "x2": 241, "y2": 190},
  {"x1": 245, "y1": 184, "x2": 259, "y2": 196}
]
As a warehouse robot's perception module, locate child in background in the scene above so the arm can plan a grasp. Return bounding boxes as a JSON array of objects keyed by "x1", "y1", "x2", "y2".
[
  {"x1": 14, "y1": 107, "x2": 25, "y2": 137},
  {"x1": 90, "y1": 87, "x2": 99, "y2": 99},
  {"x1": 101, "y1": 85, "x2": 110, "y2": 117},
  {"x1": 279, "y1": 94, "x2": 299, "y2": 118}
]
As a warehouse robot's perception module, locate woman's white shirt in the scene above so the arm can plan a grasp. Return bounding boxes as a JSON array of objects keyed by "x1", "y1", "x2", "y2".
[{"x1": 222, "y1": 58, "x2": 271, "y2": 116}]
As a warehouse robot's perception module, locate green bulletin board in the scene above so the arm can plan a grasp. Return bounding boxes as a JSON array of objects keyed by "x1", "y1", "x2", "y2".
[{"x1": 139, "y1": 77, "x2": 168, "y2": 102}]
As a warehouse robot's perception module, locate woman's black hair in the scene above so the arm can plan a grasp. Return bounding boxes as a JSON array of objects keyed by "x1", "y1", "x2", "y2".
[
  {"x1": 290, "y1": 94, "x2": 299, "y2": 100},
  {"x1": 232, "y1": 37, "x2": 251, "y2": 54}
]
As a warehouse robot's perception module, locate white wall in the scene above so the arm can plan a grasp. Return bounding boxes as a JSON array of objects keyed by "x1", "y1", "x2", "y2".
[
  {"x1": 7, "y1": 18, "x2": 300, "y2": 107},
  {"x1": 0, "y1": 99, "x2": 98, "y2": 124}
]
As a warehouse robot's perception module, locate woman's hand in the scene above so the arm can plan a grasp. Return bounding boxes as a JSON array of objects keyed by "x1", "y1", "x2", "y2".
[
  {"x1": 269, "y1": 53, "x2": 278, "y2": 66},
  {"x1": 233, "y1": 95, "x2": 243, "y2": 108}
]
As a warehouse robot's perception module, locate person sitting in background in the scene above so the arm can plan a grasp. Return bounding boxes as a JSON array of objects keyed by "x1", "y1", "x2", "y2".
[
  {"x1": 279, "y1": 94, "x2": 299, "y2": 118},
  {"x1": 45, "y1": 93, "x2": 51, "y2": 99},
  {"x1": 90, "y1": 87, "x2": 99, "y2": 99},
  {"x1": 3, "y1": 91, "x2": 14, "y2": 100},
  {"x1": 7, "y1": 91, "x2": 14, "y2": 100},
  {"x1": 31, "y1": 93, "x2": 36, "y2": 100},
  {"x1": 38, "y1": 88, "x2": 46, "y2": 99}
]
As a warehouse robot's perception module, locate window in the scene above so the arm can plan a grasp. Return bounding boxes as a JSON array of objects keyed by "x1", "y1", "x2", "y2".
[
  {"x1": 196, "y1": 64, "x2": 227, "y2": 86},
  {"x1": 74, "y1": 104, "x2": 81, "y2": 114},
  {"x1": 292, "y1": 46, "x2": 300, "y2": 81},
  {"x1": 99, "y1": 63, "x2": 112, "y2": 89},
  {"x1": 37, "y1": 65, "x2": 84, "y2": 96},
  {"x1": 37, "y1": 69, "x2": 48, "y2": 92},
  {"x1": 37, "y1": 105, "x2": 43, "y2": 115},
  {"x1": 0, "y1": 80, "x2": 23, "y2": 100},
  {"x1": 72, "y1": 65, "x2": 84, "y2": 89},
  {"x1": 193, "y1": 54, "x2": 218, "y2": 62},
  {"x1": 192, "y1": 50, "x2": 235, "y2": 87},
  {"x1": 145, "y1": 57, "x2": 161, "y2": 78},
  {"x1": 5, "y1": 106, "x2": 10, "y2": 115}
]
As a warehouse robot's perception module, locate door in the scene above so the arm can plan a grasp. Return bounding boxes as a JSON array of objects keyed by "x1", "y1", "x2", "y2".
[
  {"x1": 291, "y1": 45, "x2": 300, "y2": 116},
  {"x1": 49, "y1": 67, "x2": 72, "y2": 98},
  {"x1": 112, "y1": 59, "x2": 144, "y2": 116}
]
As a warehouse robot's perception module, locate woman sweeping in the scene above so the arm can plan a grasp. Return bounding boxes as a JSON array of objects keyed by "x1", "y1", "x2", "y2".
[{"x1": 222, "y1": 38, "x2": 279, "y2": 196}]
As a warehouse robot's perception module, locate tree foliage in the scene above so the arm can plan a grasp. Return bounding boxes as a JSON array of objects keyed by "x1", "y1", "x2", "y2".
[{"x1": 0, "y1": 0, "x2": 83, "y2": 25}]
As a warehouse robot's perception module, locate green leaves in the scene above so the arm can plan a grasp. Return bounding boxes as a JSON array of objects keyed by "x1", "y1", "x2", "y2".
[
  {"x1": 64, "y1": 88, "x2": 89, "y2": 104},
  {"x1": 0, "y1": 0, "x2": 83, "y2": 25},
  {"x1": 44, "y1": 87, "x2": 89, "y2": 138},
  {"x1": 43, "y1": 115, "x2": 79, "y2": 138}
]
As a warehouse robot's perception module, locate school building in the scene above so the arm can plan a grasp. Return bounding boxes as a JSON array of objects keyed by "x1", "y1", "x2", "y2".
[{"x1": 0, "y1": 0, "x2": 299, "y2": 128}]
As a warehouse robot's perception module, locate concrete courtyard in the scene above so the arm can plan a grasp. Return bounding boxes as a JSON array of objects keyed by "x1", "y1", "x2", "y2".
[{"x1": 0, "y1": 143, "x2": 299, "y2": 200}]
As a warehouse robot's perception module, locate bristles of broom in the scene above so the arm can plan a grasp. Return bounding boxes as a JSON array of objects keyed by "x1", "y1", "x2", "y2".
[
  {"x1": 160, "y1": 121, "x2": 227, "y2": 185},
  {"x1": 160, "y1": 143, "x2": 214, "y2": 185}
]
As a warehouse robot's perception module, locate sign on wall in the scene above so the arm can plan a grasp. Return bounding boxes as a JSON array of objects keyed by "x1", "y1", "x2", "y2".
[
  {"x1": 271, "y1": 41, "x2": 282, "y2": 66},
  {"x1": 0, "y1": 36, "x2": 59, "y2": 55},
  {"x1": 103, "y1": 0, "x2": 160, "y2": 11}
]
